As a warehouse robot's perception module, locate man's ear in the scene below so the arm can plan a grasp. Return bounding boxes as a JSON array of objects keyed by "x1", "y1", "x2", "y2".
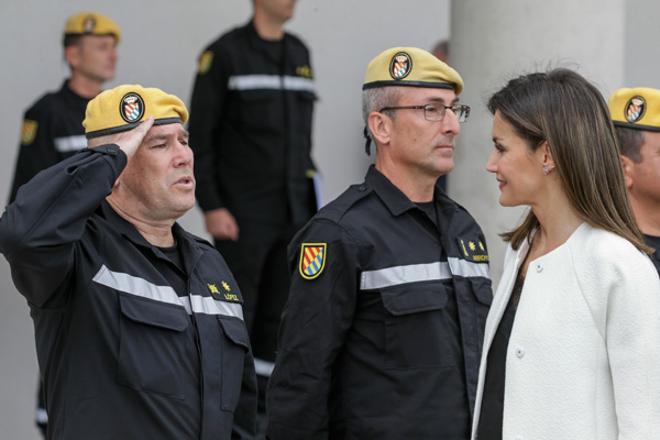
[
  {"x1": 367, "y1": 111, "x2": 392, "y2": 146},
  {"x1": 620, "y1": 154, "x2": 634, "y2": 189},
  {"x1": 64, "y1": 44, "x2": 81, "y2": 69}
]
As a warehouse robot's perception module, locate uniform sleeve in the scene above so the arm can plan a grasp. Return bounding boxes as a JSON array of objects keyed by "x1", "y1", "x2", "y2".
[
  {"x1": 188, "y1": 46, "x2": 229, "y2": 212},
  {"x1": 603, "y1": 257, "x2": 660, "y2": 439},
  {"x1": 9, "y1": 108, "x2": 62, "y2": 203},
  {"x1": 232, "y1": 348, "x2": 258, "y2": 439},
  {"x1": 267, "y1": 219, "x2": 360, "y2": 439},
  {"x1": 0, "y1": 146, "x2": 127, "y2": 307}
]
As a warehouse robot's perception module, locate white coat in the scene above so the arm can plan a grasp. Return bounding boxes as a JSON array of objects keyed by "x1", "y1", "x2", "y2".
[{"x1": 471, "y1": 223, "x2": 660, "y2": 440}]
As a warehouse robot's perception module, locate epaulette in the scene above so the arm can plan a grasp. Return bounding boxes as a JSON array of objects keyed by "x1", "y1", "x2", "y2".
[{"x1": 315, "y1": 183, "x2": 373, "y2": 224}]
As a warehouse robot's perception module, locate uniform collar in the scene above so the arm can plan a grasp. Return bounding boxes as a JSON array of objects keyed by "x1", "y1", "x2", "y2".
[
  {"x1": 61, "y1": 79, "x2": 92, "y2": 105},
  {"x1": 99, "y1": 201, "x2": 205, "y2": 272},
  {"x1": 245, "y1": 19, "x2": 288, "y2": 61},
  {"x1": 365, "y1": 165, "x2": 452, "y2": 216}
]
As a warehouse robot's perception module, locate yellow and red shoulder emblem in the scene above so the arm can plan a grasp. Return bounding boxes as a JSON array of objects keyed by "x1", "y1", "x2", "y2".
[
  {"x1": 21, "y1": 119, "x2": 38, "y2": 145},
  {"x1": 198, "y1": 51, "x2": 214, "y2": 74},
  {"x1": 298, "y1": 243, "x2": 327, "y2": 280}
]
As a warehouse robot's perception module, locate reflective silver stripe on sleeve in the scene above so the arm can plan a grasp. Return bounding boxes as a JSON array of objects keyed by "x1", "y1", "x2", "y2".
[
  {"x1": 54, "y1": 135, "x2": 87, "y2": 153},
  {"x1": 360, "y1": 259, "x2": 490, "y2": 290},
  {"x1": 92, "y1": 265, "x2": 244, "y2": 320},
  {"x1": 360, "y1": 262, "x2": 452, "y2": 290},
  {"x1": 228, "y1": 74, "x2": 315, "y2": 93},
  {"x1": 448, "y1": 257, "x2": 490, "y2": 279},
  {"x1": 282, "y1": 76, "x2": 316, "y2": 92}
]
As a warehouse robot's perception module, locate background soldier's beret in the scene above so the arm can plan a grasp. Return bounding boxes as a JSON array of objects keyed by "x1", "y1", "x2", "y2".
[
  {"x1": 362, "y1": 46, "x2": 464, "y2": 95},
  {"x1": 608, "y1": 87, "x2": 660, "y2": 132},
  {"x1": 83, "y1": 84, "x2": 188, "y2": 139},
  {"x1": 64, "y1": 12, "x2": 121, "y2": 42}
]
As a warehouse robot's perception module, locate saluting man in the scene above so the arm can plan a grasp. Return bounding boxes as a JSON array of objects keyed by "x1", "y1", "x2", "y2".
[
  {"x1": 0, "y1": 85, "x2": 256, "y2": 439},
  {"x1": 10, "y1": 12, "x2": 120, "y2": 202},
  {"x1": 267, "y1": 47, "x2": 493, "y2": 439},
  {"x1": 609, "y1": 88, "x2": 660, "y2": 273}
]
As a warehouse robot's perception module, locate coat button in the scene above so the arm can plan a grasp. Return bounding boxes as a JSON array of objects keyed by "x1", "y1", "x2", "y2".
[
  {"x1": 535, "y1": 263, "x2": 543, "y2": 273},
  {"x1": 515, "y1": 347, "x2": 525, "y2": 359}
]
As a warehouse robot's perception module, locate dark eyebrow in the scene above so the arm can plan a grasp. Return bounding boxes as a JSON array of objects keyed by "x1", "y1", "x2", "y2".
[{"x1": 428, "y1": 97, "x2": 460, "y2": 105}]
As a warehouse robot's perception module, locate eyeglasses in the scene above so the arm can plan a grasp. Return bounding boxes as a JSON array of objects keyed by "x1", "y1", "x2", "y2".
[{"x1": 379, "y1": 103, "x2": 471, "y2": 123}]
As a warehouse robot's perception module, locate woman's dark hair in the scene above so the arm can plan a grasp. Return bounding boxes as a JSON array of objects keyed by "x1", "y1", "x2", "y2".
[{"x1": 488, "y1": 69, "x2": 649, "y2": 253}]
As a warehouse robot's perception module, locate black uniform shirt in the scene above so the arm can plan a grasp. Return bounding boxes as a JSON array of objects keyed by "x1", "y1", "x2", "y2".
[
  {"x1": 189, "y1": 20, "x2": 317, "y2": 227},
  {"x1": 10, "y1": 80, "x2": 90, "y2": 202},
  {"x1": 268, "y1": 166, "x2": 492, "y2": 440}
]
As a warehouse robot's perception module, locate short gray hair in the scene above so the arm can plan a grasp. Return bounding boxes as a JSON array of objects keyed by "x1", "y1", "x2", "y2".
[{"x1": 361, "y1": 87, "x2": 401, "y2": 139}]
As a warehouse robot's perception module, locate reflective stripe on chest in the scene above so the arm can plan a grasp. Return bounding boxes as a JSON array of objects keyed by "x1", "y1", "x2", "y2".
[
  {"x1": 360, "y1": 258, "x2": 490, "y2": 290},
  {"x1": 228, "y1": 74, "x2": 315, "y2": 93},
  {"x1": 92, "y1": 265, "x2": 243, "y2": 320}
]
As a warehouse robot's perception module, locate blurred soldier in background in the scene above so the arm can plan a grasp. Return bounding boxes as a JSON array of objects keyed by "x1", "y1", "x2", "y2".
[{"x1": 189, "y1": 0, "x2": 318, "y2": 422}]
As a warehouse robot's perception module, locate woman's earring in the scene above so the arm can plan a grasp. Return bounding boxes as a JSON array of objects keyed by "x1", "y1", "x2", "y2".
[{"x1": 543, "y1": 164, "x2": 555, "y2": 176}]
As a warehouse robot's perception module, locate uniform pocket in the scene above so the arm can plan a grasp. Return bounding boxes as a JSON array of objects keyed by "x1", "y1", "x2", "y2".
[
  {"x1": 381, "y1": 282, "x2": 457, "y2": 370},
  {"x1": 116, "y1": 293, "x2": 189, "y2": 399},
  {"x1": 236, "y1": 90, "x2": 281, "y2": 132},
  {"x1": 218, "y1": 317, "x2": 250, "y2": 411}
]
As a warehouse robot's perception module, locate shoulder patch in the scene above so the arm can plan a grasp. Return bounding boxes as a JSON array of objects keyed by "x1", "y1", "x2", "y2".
[
  {"x1": 20, "y1": 119, "x2": 38, "y2": 145},
  {"x1": 298, "y1": 243, "x2": 327, "y2": 280},
  {"x1": 198, "y1": 51, "x2": 214, "y2": 75}
]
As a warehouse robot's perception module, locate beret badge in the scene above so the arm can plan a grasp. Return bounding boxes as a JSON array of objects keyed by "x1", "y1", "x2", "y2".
[
  {"x1": 389, "y1": 52, "x2": 412, "y2": 80},
  {"x1": 625, "y1": 96, "x2": 646, "y2": 123},
  {"x1": 120, "y1": 92, "x2": 145, "y2": 124}
]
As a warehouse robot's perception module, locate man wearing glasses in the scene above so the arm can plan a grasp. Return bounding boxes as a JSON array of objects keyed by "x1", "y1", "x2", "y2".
[{"x1": 267, "y1": 47, "x2": 493, "y2": 439}]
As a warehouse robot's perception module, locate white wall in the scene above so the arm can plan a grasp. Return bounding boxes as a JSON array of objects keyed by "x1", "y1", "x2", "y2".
[
  {"x1": 625, "y1": 0, "x2": 660, "y2": 89},
  {"x1": 0, "y1": 1, "x2": 450, "y2": 438},
  {"x1": 450, "y1": 0, "x2": 627, "y2": 283}
]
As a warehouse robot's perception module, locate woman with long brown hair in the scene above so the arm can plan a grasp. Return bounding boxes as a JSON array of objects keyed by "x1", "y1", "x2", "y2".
[{"x1": 471, "y1": 69, "x2": 660, "y2": 440}]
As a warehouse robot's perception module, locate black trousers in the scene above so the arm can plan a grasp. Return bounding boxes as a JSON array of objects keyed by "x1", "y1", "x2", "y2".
[{"x1": 215, "y1": 223, "x2": 294, "y2": 370}]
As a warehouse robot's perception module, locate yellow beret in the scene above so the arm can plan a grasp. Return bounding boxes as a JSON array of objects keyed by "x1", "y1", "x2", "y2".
[
  {"x1": 83, "y1": 85, "x2": 188, "y2": 139},
  {"x1": 64, "y1": 12, "x2": 121, "y2": 43},
  {"x1": 363, "y1": 47, "x2": 464, "y2": 95},
  {"x1": 608, "y1": 87, "x2": 660, "y2": 132}
]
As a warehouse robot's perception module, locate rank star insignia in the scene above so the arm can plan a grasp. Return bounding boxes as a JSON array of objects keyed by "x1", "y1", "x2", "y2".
[
  {"x1": 299, "y1": 243, "x2": 327, "y2": 280},
  {"x1": 458, "y1": 238, "x2": 489, "y2": 263},
  {"x1": 221, "y1": 281, "x2": 231, "y2": 292},
  {"x1": 207, "y1": 283, "x2": 220, "y2": 294}
]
